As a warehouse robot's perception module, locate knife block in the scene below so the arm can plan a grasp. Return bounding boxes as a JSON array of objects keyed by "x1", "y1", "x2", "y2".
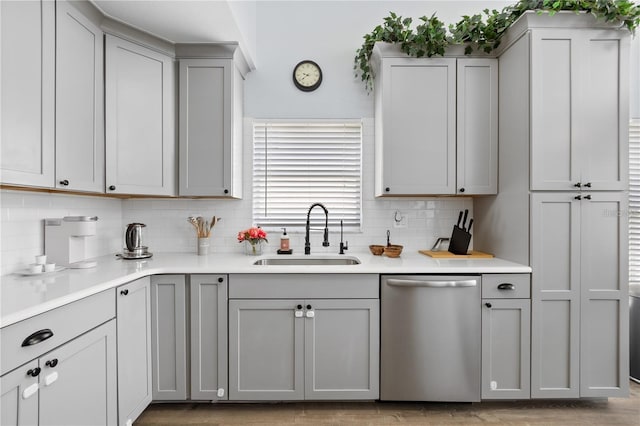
[{"x1": 448, "y1": 226, "x2": 471, "y2": 255}]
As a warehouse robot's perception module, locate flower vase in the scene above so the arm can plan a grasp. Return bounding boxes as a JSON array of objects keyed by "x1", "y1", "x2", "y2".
[{"x1": 245, "y1": 240, "x2": 263, "y2": 256}]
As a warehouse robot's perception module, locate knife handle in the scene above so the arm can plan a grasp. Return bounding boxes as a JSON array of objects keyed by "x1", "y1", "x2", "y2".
[
  {"x1": 467, "y1": 219, "x2": 473, "y2": 232},
  {"x1": 462, "y1": 209, "x2": 469, "y2": 228},
  {"x1": 456, "y1": 211, "x2": 463, "y2": 227}
]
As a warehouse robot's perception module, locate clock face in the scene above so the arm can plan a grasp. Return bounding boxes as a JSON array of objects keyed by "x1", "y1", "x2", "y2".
[{"x1": 293, "y1": 60, "x2": 322, "y2": 92}]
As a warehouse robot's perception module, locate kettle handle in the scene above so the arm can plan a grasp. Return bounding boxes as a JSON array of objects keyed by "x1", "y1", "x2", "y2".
[{"x1": 125, "y1": 225, "x2": 136, "y2": 251}]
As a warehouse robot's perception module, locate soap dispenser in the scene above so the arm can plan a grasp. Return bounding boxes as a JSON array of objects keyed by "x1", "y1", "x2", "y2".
[{"x1": 277, "y1": 228, "x2": 292, "y2": 254}]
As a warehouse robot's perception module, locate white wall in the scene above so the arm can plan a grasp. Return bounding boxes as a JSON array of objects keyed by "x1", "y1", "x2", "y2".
[
  {"x1": 244, "y1": 0, "x2": 511, "y2": 119},
  {"x1": 0, "y1": 191, "x2": 123, "y2": 274}
]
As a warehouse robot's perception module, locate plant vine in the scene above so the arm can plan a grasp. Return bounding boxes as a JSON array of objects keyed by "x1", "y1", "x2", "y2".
[{"x1": 354, "y1": 0, "x2": 640, "y2": 91}]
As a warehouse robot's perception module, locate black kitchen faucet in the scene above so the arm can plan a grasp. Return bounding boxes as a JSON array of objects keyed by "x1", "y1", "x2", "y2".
[{"x1": 304, "y1": 203, "x2": 330, "y2": 255}]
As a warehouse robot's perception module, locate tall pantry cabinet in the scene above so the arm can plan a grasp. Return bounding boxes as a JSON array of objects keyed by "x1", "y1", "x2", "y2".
[{"x1": 475, "y1": 12, "x2": 630, "y2": 399}]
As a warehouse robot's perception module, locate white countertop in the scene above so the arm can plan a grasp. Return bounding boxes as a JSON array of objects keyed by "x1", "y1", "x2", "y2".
[{"x1": 0, "y1": 251, "x2": 531, "y2": 328}]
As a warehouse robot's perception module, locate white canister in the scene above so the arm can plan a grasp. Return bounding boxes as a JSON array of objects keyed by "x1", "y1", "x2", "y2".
[{"x1": 197, "y1": 237, "x2": 210, "y2": 256}]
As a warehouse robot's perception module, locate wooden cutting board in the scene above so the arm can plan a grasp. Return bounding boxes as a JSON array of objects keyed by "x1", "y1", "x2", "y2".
[{"x1": 419, "y1": 250, "x2": 494, "y2": 258}]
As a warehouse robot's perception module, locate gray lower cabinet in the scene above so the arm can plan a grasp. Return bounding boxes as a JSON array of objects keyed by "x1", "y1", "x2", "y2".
[
  {"x1": 229, "y1": 297, "x2": 379, "y2": 401},
  {"x1": 190, "y1": 275, "x2": 228, "y2": 400},
  {"x1": 481, "y1": 274, "x2": 531, "y2": 400},
  {"x1": 117, "y1": 278, "x2": 152, "y2": 425},
  {"x1": 481, "y1": 299, "x2": 530, "y2": 399},
  {"x1": 1, "y1": 320, "x2": 117, "y2": 426},
  {"x1": 150, "y1": 275, "x2": 187, "y2": 401}
]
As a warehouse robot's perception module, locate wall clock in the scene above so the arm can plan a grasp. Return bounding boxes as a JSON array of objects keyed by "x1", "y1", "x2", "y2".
[{"x1": 292, "y1": 60, "x2": 322, "y2": 92}]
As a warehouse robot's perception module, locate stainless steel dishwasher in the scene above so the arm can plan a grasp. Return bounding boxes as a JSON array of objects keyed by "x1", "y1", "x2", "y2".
[{"x1": 381, "y1": 275, "x2": 481, "y2": 402}]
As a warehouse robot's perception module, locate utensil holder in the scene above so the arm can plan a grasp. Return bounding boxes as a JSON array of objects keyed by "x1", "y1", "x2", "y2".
[
  {"x1": 448, "y1": 226, "x2": 471, "y2": 255},
  {"x1": 197, "y1": 237, "x2": 210, "y2": 256}
]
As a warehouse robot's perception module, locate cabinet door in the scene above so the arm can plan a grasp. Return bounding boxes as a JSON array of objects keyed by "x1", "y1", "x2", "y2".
[
  {"x1": 481, "y1": 299, "x2": 530, "y2": 399},
  {"x1": 0, "y1": 0, "x2": 55, "y2": 187},
  {"x1": 229, "y1": 299, "x2": 304, "y2": 400},
  {"x1": 190, "y1": 275, "x2": 228, "y2": 400},
  {"x1": 39, "y1": 320, "x2": 117, "y2": 426},
  {"x1": 304, "y1": 299, "x2": 379, "y2": 400},
  {"x1": 116, "y1": 278, "x2": 152, "y2": 425},
  {"x1": 579, "y1": 193, "x2": 628, "y2": 397},
  {"x1": 530, "y1": 193, "x2": 580, "y2": 398},
  {"x1": 530, "y1": 30, "x2": 581, "y2": 191},
  {"x1": 105, "y1": 35, "x2": 175, "y2": 196},
  {"x1": 0, "y1": 360, "x2": 39, "y2": 426},
  {"x1": 55, "y1": 1, "x2": 104, "y2": 192},
  {"x1": 575, "y1": 30, "x2": 629, "y2": 191},
  {"x1": 179, "y1": 59, "x2": 239, "y2": 197},
  {"x1": 377, "y1": 57, "x2": 456, "y2": 195},
  {"x1": 151, "y1": 275, "x2": 187, "y2": 401},
  {"x1": 456, "y1": 58, "x2": 498, "y2": 195}
]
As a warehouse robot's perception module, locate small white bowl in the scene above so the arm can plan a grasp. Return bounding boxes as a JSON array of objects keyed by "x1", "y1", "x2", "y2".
[
  {"x1": 35, "y1": 255, "x2": 47, "y2": 265},
  {"x1": 29, "y1": 264, "x2": 43, "y2": 274},
  {"x1": 43, "y1": 263, "x2": 56, "y2": 273}
]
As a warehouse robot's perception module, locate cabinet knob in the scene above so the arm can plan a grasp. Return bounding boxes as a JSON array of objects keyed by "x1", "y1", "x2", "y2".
[
  {"x1": 485, "y1": 302, "x2": 492, "y2": 308},
  {"x1": 120, "y1": 289, "x2": 129, "y2": 296},
  {"x1": 584, "y1": 194, "x2": 592, "y2": 200},
  {"x1": 45, "y1": 358, "x2": 58, "y2": 368},
  {"x1": 224, "y1": 189, "x2": 229, "y2": 194},
  {"x1": 385, "y1": 187, "x2": 390, "y2": 192},
  {"x1": 459, "y1": 187, "x2": 465, "y2": 193},
  {"x1": 108, "y1": 185, "x2": 116, "y2": 191},
  {"x1": 574, "y1": 195, "x2": 582, "y2": 200},
  {"x1": 574, "y1": 182, "x2": 582, "y2": 188},
  {"x1": 27, "y1": 367, "x2": 41, "y2": 377},
  {"x1": 297, "y1": 304, "x2": 303, "y2": 310},
  {"x1": 218, "y1": 277, "x2": 224, "y2": 283},
  {"x1": 584, "y1": 182, "x2": 592, "y2": 188},
  {"x1": 59, "y1": 179, "x2": 69, "y2": 186},
  {"x1": 306, "y1": 304, "x2": 312, "y2": 310}
]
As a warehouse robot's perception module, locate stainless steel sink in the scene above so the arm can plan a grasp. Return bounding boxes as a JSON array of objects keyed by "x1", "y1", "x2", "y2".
[{"x1": 253, "y1": 256, "x2": 361, "y2": 266}]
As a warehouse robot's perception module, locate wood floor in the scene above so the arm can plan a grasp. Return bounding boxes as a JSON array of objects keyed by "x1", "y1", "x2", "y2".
[{"x1": 135, "y1": 380, "x2": 640, "y2": 425}]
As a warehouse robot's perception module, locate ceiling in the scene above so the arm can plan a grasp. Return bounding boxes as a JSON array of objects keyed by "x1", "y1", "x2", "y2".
[{"x1": 91, "y1": 0, "x2": 256, "y2": 67}]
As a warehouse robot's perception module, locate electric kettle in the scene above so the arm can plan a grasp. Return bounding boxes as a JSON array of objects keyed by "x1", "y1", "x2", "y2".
[{"x1": 121, "y1": 223, "x2": 152, "y2": 259}]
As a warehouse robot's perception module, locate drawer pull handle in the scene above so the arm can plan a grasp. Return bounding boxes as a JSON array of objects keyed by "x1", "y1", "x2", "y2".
[
  {"x1": 27, "y1": 367, "x2": 41, "y2": 377},
  {"x1": 45, "y1": 358, "x2": 58, "y2": 368},
  {"x1": 120, "y1": 289, "x2": 129, "y2": 296},
  {"x1": 497, "y1": 283, "x2": 515, "y2": 290},
  {"x1": 22, "y1": 329, "x2": 54, "y2": 347},
  {"x1": 485, "y1": 302, "x2": 492, "y2": 308}
]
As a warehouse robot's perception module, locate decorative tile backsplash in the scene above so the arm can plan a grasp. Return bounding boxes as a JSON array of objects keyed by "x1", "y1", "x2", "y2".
[{"x1": 1, "y1": 118, "x2": 472, "y2": 274}]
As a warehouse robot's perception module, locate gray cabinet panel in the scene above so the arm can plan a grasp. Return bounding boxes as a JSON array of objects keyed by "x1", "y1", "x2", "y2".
[
  {"x1": 117, "y1": 277, "x2": 152, "y2": 425},
  {"x1": 580, "y1": 194, "x2": 628, "y2": 396},
  {"x1": 39, "y1": 320, "x2": 117, "y2": 426},
  {"x1": 0, "y1": 0, "x2": 55, "y2": 187},
  {"x1": 190, "y1": 275, "x2": 228, "y2": 400},
  {"x1": 55, "y1": 0, "x2": 104, "y2": 192},
  {"x1": 482, "y1": 299, "x2": 530, "y2": 399},
  {"x1": 456, "y1": 58, "x2": 498, "y2": 195},
  {"x1": 0, "y1": 360, "x2": 39, "y2": 426},
  {"x1": 304, "y1": 299, "x2": 379, "y2": 400},
  {"x1": 229, "y1": 274, "x2": 378, "y2": 299},
  {"x1": 151, "y1": 275, "x2": 187, "y2": 401},
  {"x1": 229, "y1": 299, "x2": 304, "y2": 400},
  {"x1": 105, "y1": 35, "x2": 175, "y2": 196},
  {"x1": 531, "y1": 193, "x2": 580, "y2": 398}
]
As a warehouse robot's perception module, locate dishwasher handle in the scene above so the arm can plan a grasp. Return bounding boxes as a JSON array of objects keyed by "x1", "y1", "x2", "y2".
[{"x1": 386, "y1": 278, "x2": 477, "y2": 288}]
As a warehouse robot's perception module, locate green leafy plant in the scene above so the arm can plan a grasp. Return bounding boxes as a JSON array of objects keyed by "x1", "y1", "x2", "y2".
[{"x1": 355, "y1": 0, "x2": 640, "y2": 91}]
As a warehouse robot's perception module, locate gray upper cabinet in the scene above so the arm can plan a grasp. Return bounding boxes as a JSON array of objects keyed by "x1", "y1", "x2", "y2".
[
  {"x1": 190, "y1": 275, "x2": 228, "y2": 400},
  {"x1": 55, "y1": 0, "x2": 104, "y2": 193},
  {"x1": 178, "y1": 51, "x2": 245, "y2": 197},
  {"x1": 105, "y1": 35, "x2": 175, "y2": 196},
  {"x1": 150, "y1": 275, "x2": 187, "y2": 401},
  {"x1": 371, "y1": 43, "x2": 497, "y2": 196},
  {"x1": 530, "y1": 29, "x2": 629, "y2": 191},
  {"x1": 456, "y1": 58, "x2": 498, "y2": 195},
  {"x1": 0, "y1": 0, "x2": 55, "y2": 188},
  {"x1": 117, "y1": 277, "x2": 152, "y2": 425}
]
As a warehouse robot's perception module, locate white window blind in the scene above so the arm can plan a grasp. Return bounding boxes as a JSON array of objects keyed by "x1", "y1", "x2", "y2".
[
  {"x1": 630, "y1": 119, "x2": 640, "y2": 284},
  {"x1": 252, "y1": 121, "x2": 362, "y2": 229}
]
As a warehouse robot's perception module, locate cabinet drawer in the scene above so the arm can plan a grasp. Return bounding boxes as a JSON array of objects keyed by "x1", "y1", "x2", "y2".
[
  {"x1": 482, "y1": 274, "x2": 530, "y2": 299},
  {"x1": 229, "y1": 274, "x2": 379, "y2": 299},
  {"x1": 1, "y1": 289, "x2": 115, "y2": 375}
]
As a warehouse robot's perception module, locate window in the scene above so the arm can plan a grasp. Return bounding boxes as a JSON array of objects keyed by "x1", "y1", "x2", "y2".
[
  {"x1": 630, "y1": 119, "x2": 640, "y2": 284},
  {"x1": 252, "y1": 121, "x2": 362, "y2": 230}
]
